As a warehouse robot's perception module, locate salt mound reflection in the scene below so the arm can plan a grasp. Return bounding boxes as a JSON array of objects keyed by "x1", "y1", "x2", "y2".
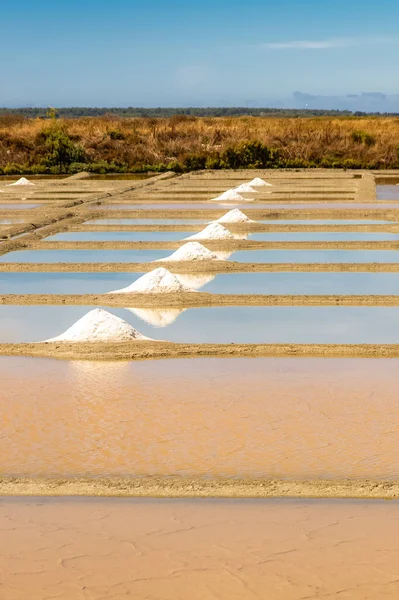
[{"x1": 125, "y1": 307, "x2": 186, "y2": 327}]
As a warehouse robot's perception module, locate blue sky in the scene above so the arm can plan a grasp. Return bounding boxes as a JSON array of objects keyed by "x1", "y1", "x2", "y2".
[{"x1": 1, "y1": 0, "x2": 399, "y2": 107}]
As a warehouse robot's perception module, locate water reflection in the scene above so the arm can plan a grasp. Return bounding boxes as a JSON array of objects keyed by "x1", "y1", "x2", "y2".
[
  {"x1": 176, "y1": 272, "x2": 216, "y2": 290},
  {"x1": 125, "y1": 306, "x2": 186, "y2": 327}
]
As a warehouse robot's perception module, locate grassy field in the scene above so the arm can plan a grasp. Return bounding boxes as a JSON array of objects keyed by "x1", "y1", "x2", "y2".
[{"x1": 0, "y1": 114, "x2": 399, "y2": 174}]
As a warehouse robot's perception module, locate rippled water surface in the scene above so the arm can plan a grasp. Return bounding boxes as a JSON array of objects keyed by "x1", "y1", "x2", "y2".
[{"x1": 1, "y1": 357, "x2": 399, "y2": 478}]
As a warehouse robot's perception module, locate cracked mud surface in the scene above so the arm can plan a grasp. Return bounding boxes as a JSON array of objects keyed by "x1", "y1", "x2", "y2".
[{"x1": 0, "y1": 497, "x2": 399, "y2": 600}]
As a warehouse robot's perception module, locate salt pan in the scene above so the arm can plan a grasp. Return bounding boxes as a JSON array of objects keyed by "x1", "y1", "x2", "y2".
[
  {"x1": 234, "y1": 183, "x2": 258, "y2": 193},
  {"x1": 157, "y1": 242, "x2": 222, "y2": 262},
  {"x1": 109, "y1": 268, "x2": 193, "y2": 294},
  {"x1": 211, "y1": 189, "x2": 245, "y2": 201},
  {"x1": 185, "y1": 222, "x2": 235, "y2": 240},
  {"x1": 248, "y1": 177, "x2": 272, "y2": 187},
  {"x1": 216, "y1": 209, "x2": 254, "y2": 224},
  {"x1": 6, "y1": 177, "x2": 35, "y2": 187},
  {"x1": 44, "y1": 308, "x2": 151, "y2": 342}
]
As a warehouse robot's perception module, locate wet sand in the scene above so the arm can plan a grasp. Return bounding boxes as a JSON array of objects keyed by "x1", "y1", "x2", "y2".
[{"x1": 1, "y1": 497, "x2": 399, "y2": 600}]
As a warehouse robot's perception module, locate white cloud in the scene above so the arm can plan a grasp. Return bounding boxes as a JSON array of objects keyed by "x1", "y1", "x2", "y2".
[
  {"x1": 261, "y1": 38, "x2": 358, "y2": 50},
  {"x1": 260, "y1": 37, "x2": 399, "y2": 51}
]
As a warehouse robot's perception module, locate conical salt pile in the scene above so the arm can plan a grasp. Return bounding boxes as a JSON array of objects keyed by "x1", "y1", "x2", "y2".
[
  {"x1": 185, "y1": 222, "x2": 235, "y2": 241},
  {"x1": 216, "y1": 209, "x2": 254, "y2": 224},
  {"x1": 6, "y1": 177, "x2": 35, "y2": 187},
  {"x1": 108, "y1": 268, "x2": 193, "y2": 294},
  {"x1": 212, "y1": 189, "x2": 245, "y2": 201},
  {"x1": 44, "y1": 308, "x2": 152, "y2": 342},
  {"x1": 248, "y1": 177, "x2": 272, "y2": 187},
  {"x1": 126, "y1": 307, "x2": 186, "y2": 327},
  {"x1": 234, "y1": 183, "x2": 258, "y2": 193},
  {"x1": 157, "y1": 242, "x2": 222, "y2": 262}
]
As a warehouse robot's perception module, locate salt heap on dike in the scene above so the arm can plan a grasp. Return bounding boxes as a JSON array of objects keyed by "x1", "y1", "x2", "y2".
[
  {"x1": 157, "y1": 241, "x2": 221, "y2": 262},
  {"x1": 185, "y1": 222, "x2": 235, "y2": 240},
  {"x1": 234, "y1": 183, "x2": 258, "y2": 193},
  {"x1": 248, "y1": 177, "x2": 272, "y2": 187},
  {"x1": 109, "y1": 267, "x2": 193, "y2": 294},
  {"x1": 216, "y1": 208, "x2": 254, "y2": 224},
  {"x1": 126, "y1": 307, "x2": 185, "y2": 327},
  {"x1": 44, "y1": 308, "x2": 151, "y2": 342},
  {"x1": 6, "y1": 177, "x2": 35, "y2": 186},
  {"x1": 212, "y1": 189, "x2": 245, "y2": 202}
]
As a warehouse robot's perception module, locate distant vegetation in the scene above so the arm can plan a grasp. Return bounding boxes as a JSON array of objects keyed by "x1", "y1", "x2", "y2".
[
  {"x1": 1, "y1": 107, "x2": 397, "y2": 119},
  {"x1": 0, "y1": 113, "x2": 398, "y2": 174}
]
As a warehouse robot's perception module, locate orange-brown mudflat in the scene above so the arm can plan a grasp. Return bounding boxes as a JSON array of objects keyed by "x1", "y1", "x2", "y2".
[{"x1": 1, "y1": 496, "x2": 399, "y2": 600}]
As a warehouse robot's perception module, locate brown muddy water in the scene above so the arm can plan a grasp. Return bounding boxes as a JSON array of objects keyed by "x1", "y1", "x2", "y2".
[
  {"x1": 0, "y1": 497, "x2": 399, "y2": 600},
  {"x1": 1, "y1": 357, "x2": 399, "y2": 479}
]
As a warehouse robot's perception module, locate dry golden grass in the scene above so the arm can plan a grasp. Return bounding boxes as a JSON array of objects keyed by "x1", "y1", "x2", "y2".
[{"x1": 0, "y1": 115, "x2": 398, "y2": 171}]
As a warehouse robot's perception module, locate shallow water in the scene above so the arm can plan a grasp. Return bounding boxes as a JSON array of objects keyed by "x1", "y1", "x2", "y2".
[
  {"x1": 0, "y1": 248, "x2": 171, "y2": 263},
  {"x1": 2, "y1": 271, "x2": 399, "y2": 296},
  {"x1": 200, "y1": 272, "x2": 399, "y2": 295},
  {"x1": 94, "y1": 201, "x2": 399, "y2": 210},
  {"x1": 0, "y1": 272, "x2": 143, "y2": 294},
  {"x1": 377, "y1": 184, "x2": 399, "y2": 200},
  {"x1": 45, "y1": 231, "x2": 399, "y2": 243},
  {"x1": 0, "y1": 218, "x2": 25, "y2": 224},
  {"x1": 0, "y1": 203, "x2": 39, "y2": 210},
  {"x1": 1, "y1": 356, "x2": 399, "y2": 479},
  {"x1": 259, "y1": 219, "x2": 396, "y2": 224},
  {"x1": 46, "y1": 231, "x2": 197, "y2": 242},
  {"x1": 87, "y1": 218, "x2": 209, "y2": 225},
  {"x1": 250, "y1": 232, "x2": 399, "y2": 241},
  {"x1": 233, "y1": 249, "x2": 399, "y2": 263},
  {"x1": 3, "y1": 305, "x2": 399, "y2": 343},
  {"x1": 1, "y1": 497, "x2": 399, "y2": 600}
]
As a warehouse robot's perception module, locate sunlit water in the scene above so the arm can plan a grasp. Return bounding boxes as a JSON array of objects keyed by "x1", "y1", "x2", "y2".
[
  {"x1": 2, "y1": 305, "x2": 399, "y2": 342},
  {"x1": 2, "y1": 271, "x2": 399, "y2": 296},
  {"x1": 1, "y1": 357, "x2": 399, "y2": 478}
]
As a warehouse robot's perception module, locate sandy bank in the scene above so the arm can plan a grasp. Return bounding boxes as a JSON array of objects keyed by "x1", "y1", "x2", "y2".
[
  {"x1": 1, "y1": 341, "x2": 399, "y2": 360},
  {"x1": 1, "y1": 476, "x2": 399, "y2": 498}
]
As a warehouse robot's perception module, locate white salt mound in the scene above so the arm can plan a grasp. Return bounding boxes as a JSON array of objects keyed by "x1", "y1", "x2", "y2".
[
  {"x1": 216, "y1": 209, "x2": 254, "y2": 224},
  {"x1": 157, "y1": 242, "x2": 222, "y2": 262},
  {"x1": 126, "y1": 307, "x2": 186, "y2": 327},
  {"x1": 185, "y1": 222, "x2": 235, "y2": 240},
  {"x1": 248, "y1": 177, "x2": 272, "y2": 187},
  {"x1": 212, "y1": 189, "x2": 245, "y2": 201},
  {"x1": 44, "y1": 308, "x2": 151, "y2": 342},
  {"x1": 109, "y1": 268, "x2": 193, "y2": 294},
  {"x1": 7, "y1": 177, "x2": 35, "y2": 187},
  {"x1": 234, "y1": 183, "x2": 258, "y2": 193}
]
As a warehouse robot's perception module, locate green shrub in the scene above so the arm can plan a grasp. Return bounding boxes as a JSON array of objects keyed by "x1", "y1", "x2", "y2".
[
  {"x1": 351, "y1": 130, "x2": 376, "y2": 146},
  {"x1": 108, "y1": 130, "x2": 125, "y2": 140},
  {"x1": 37, "y1": 128, "x2": 86, "y2": 167},
  {"x1": 182, "y1": 154, "x2": 206, "y2": 170},
  {"x1": 219, "y1": 141, "x2": 280, "y2": 169},
  {"x1": 205, "y1": 156, "x2": 221, "y2": 169}
]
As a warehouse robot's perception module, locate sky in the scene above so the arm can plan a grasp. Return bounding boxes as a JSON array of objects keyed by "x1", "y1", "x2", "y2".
[{"x1": 1, "y1": 0, "x2": 399, "y2": 108}]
